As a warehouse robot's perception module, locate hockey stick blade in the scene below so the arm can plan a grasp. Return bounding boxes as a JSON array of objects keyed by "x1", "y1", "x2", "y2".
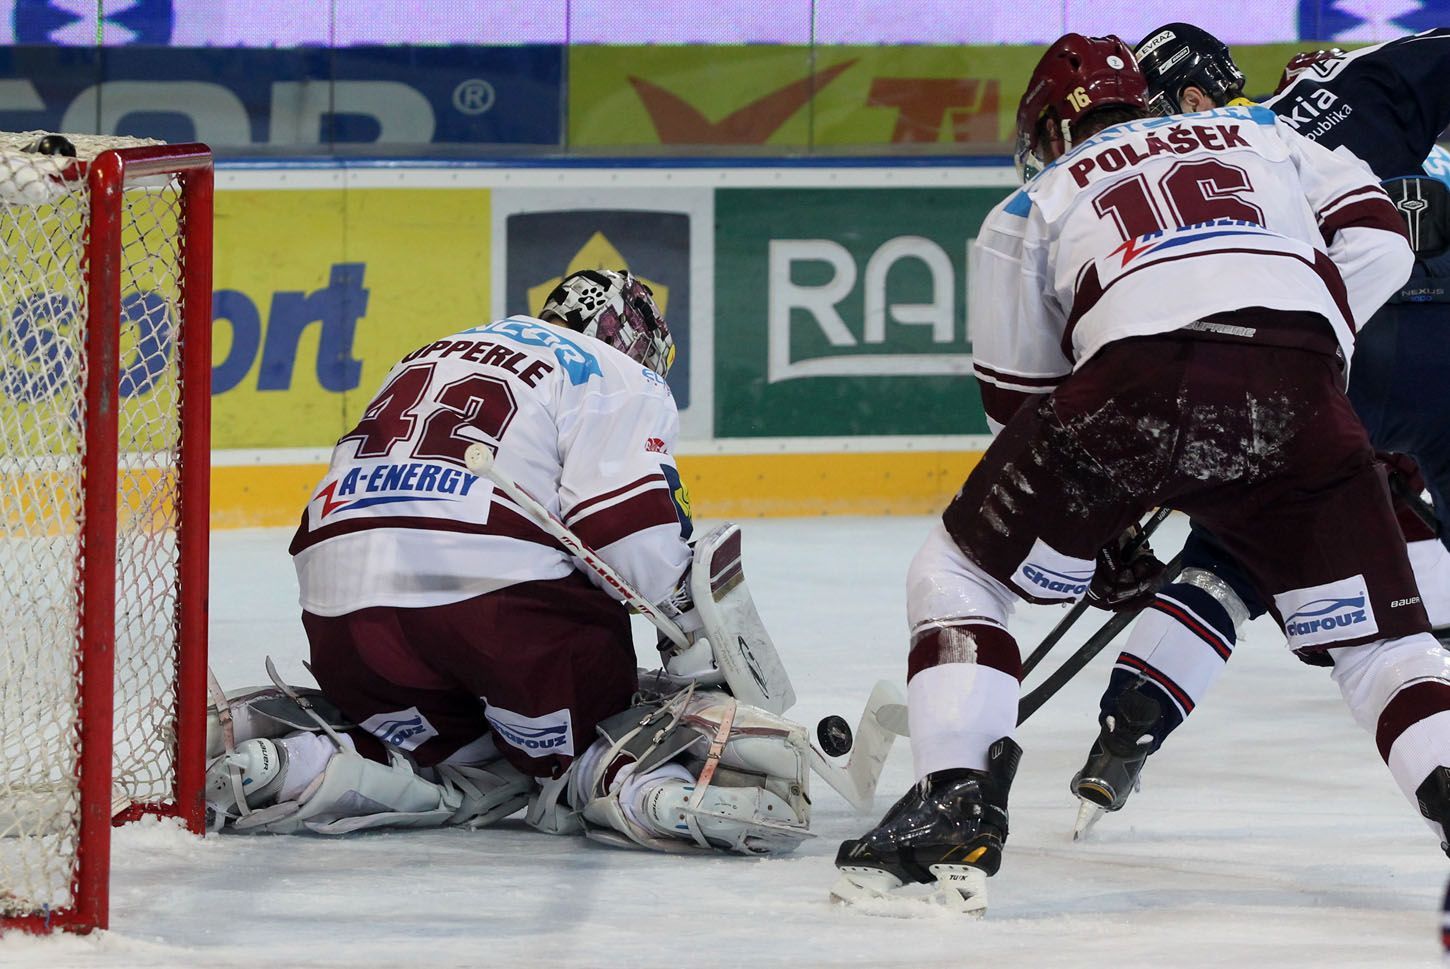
[{"x1": 809, "y1": 680, "x2": 904, "y2": 814}]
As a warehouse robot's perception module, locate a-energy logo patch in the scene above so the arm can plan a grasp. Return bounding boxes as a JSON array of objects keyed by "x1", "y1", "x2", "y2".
[
  {"x1": 315, "y1": 462, "x2": 482, "y2": 519},
  {"x1": 360, "y1": 707, "x2": 438, "y2": 751},
  {"x1": 1012, "y1": 538, "x2": 1093, "y2": 601},
  {"x1": 484, "y1": 702, "x2": 574, "y2": 759},
  {"x1": 1274, "y1": 574, "x2": 1378, "y2": 649}
]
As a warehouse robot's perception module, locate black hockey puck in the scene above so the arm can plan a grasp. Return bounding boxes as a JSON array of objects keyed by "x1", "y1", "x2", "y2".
[
  {"x1": 816, "y1": 715, "x2": 853, "y2": 757},
  {"x1": 29, "y1": 135, "x2": 76, "y2": 157}
]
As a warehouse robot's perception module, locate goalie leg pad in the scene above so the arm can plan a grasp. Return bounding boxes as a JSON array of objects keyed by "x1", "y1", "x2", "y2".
[
  {"x1": 206, "y1": 684, "x2": 353, "y2": 759},
  {"x1": 572, "y1": 688, "x2": 813, "y2": 854},
  {"x1": 434, "y1": 761, "x2": 532, "y2": 829},
  {"x1": 231, "y1": 742, "x2": 464, "y2": 835}
]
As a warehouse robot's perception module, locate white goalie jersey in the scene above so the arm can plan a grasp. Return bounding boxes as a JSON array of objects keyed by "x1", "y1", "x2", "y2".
[
  {"x1": 291, "y1": 316, "x2": 693, "y2": 616},
  {"x1": 969, "y1": 104, "x2": 1412, "y2": 429}
]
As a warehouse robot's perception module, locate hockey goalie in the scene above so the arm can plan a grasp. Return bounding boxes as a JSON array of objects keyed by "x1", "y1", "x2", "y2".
[{"x1": 205, "y1": 269, "x2": 811, "y2": 855}]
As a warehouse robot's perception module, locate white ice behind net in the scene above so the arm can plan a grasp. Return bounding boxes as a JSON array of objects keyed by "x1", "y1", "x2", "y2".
[{"x1": 0, "y1": 133, "x2": 184, "y2": 918}]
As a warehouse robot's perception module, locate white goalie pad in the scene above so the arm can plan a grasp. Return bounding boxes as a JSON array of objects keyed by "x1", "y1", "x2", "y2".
[
  {"x1": 688, "y1": 524, "x2": 796, "y2": 715},
  {"x1": 206, "y1": 683, "x2": 354, "y2": 759},
  {"x1": 574, "y1": 687, "x2": 813, "y2": 854}
]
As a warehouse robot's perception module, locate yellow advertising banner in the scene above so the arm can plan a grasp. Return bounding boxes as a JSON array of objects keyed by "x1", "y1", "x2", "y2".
[
  {"x1": 569, "y1": 43, "x2": 1351, "y2": 150},
  {"x1": 211, "y1": 187, "x2": 491, "y2": 449}
]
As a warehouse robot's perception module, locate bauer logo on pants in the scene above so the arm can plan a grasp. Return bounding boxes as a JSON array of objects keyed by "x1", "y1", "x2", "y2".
[
  {"x1": 360, "y1": 707, "x2": 439, "y2": 752},
  {"x1": 483, "y1": 702, "x2": 575, "y2": 758},
  {"x1": 1274, "y1": 574, "x2": 1379, "y2": 650},
  {"x1": 1011, "y1": 538, "x2": 1094, "y2": 602}
]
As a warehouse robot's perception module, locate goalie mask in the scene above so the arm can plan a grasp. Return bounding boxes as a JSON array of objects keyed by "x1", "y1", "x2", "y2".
[{"x1": 540, "y1": 269, "x2": 676, "y2": 378}]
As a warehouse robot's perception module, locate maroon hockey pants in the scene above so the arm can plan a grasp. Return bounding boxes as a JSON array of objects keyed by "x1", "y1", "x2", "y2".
[{"x1": 303, "y1": 571, "x2": 636, "y2": 778}]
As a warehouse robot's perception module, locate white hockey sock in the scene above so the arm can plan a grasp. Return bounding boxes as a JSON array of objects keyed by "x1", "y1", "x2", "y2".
[
  {"x1": 1332, "y1": 632, "x2": 1450, "y2": 839},
  {"x1": 1113, "y1": 585, "x2": 1236, "y2": 723},
  {"x1": 907, "y1": 662, "x2": 1018, "y2": 777}
]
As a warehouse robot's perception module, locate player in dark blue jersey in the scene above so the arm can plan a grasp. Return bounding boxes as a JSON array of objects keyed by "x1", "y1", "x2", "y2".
[
  {"x1": 1066, "y1": 23, "x2": 1450, "y2": 839},
  {"x1": 1136, "y1": 24, "x2": 1450, "y2": 181}
]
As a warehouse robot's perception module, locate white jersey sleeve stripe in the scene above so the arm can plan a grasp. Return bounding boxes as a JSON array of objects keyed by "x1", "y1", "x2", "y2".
[
  {"x1": 565, "y1": 472, "x2": 669, "y2": 524},
  {"x1": 572, "y1": 487, "x2": 681, "y2": 552}
]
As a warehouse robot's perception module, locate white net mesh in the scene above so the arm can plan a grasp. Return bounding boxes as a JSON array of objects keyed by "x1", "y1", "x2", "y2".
[{"x1": 0, "y1": 133, "x2": 187, "y2": 918}]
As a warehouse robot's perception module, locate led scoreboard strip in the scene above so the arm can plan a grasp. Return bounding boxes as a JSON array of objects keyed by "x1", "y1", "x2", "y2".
[{"x1": 0, "y1": 0, "x2": 1421, "y2": 47}]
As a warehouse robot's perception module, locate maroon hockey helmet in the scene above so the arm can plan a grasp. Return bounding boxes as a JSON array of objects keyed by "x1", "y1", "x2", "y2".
[
  {"x1": 1275, "y1": 48, "x2": 1346, "y2": 94},
  {"x1": 539, "y1": 268, "x2": 676, "y2": 377},
  {"x1": 1015, "y1": 33, "x2": 1148, "y2": 181}
]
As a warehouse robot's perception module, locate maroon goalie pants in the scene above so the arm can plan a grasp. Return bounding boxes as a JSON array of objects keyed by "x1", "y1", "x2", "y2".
[{"x1": 302, "y1": 570, "x2": 636, "y2": 778}]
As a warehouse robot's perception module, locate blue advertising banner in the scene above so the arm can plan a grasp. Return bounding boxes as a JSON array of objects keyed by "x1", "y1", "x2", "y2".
[{"x1": 0, "y1": 45, "x2": 563, "y2": 147}]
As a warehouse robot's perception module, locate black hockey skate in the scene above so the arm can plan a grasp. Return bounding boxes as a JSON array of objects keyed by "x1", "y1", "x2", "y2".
[
  {"x1": 1070, "y1": 687, "x2": 1161, "y2": 840},
  {"x1": 832, "y1": 737, "x2": 1020, "y2": 915},
  {"x1": 1416, "y1": 766, "x2": 1450, "y2": 859}
]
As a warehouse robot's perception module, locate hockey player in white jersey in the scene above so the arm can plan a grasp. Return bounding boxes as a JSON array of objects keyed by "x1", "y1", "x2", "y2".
[
  {"x1": 1060, "y1": 25, "x2": 1450, "y2": 838},
  {"x1": 203, "y1": 269, "x2": 812, "y2": 855},
  {"x1": 834, "y1": 33, "x2": 1440, "y2": 914}
]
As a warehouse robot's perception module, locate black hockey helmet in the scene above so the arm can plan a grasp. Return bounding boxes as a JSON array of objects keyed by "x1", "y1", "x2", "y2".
[{"x1": 1133, "y1": 23, "x2": 1246, "y2": 116}]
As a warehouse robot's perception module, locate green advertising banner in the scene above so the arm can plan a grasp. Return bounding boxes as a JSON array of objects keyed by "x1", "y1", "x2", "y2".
[
  {"x1": 570, "y1": 44, "x2": 1334, "y2": 151},
  {"x1": 714, "y1": 186, "x2": 1011, "y2": 438}
]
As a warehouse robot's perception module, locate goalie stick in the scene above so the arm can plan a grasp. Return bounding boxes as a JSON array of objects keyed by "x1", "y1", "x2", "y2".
[
  {"x1": 464, "y1": 443, "x2": 691, "y2": 652},
  {"x1": 807, "y1": 680, "x2": 905, "y2": 815},
  {"x1": 462, "y1": 444, "x2": 897, "y2": 805},
  {"x1": 465, "y1": 444, "x2": 799, "y2": 713}
]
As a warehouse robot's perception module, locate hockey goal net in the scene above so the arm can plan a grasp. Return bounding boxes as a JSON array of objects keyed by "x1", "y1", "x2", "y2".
[{"x1": 0, "y1": 133, "x2": 212, "y2": 934}]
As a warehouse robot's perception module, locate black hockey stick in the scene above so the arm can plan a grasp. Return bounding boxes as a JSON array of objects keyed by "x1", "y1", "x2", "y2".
[
  {"x1": 1020, "y1": 507, "x2": 1173, "y2": 679},
  {"x1": 1388, "y1": 469, "x2": 1442, "y2": 536},
  {"x1": 1017, "y1": 551, "x2": 1185, "y2": 725}
]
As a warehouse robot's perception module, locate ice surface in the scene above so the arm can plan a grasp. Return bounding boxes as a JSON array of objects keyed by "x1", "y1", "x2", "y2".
[{"x1": 1, "y1": 515, "x2": 1444, "y2": 968}]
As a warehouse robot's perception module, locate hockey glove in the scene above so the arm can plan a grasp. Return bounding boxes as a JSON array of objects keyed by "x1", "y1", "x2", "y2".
[
  {"x1": 1087, "y1": 523, "x2": 1167, "y2": 612},
  {"x1": 652, "y1": 567, "x2": 725, "y2": 688}
]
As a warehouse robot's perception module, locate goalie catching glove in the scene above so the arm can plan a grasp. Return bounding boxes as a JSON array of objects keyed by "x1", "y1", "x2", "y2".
[
  {"x1": 648, "y1": 523, "x2": 796, "y2": 715},
  {"x1": 1087, "y1": 521, "x2": 1167, "y2": 612}
]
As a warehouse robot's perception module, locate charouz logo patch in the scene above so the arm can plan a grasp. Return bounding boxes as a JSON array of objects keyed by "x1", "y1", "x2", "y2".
[
  {"x1": 483, "y1": 702, "x2": 574, "y2": 759},
  {"x1": 360, "y1": 707, "x2": 438, "y2": 752},
  {"x1": 1274, "y1": 574, "x2": 1379, "y2": 649},
  {"x1": 1012, "y1": 538, "x2": 1094, "y2": 602}
]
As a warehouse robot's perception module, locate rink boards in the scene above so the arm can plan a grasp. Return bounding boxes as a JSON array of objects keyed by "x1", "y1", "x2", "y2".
[{"x1": 202, "y1": 161, "x2": 1015, "y2": 524}]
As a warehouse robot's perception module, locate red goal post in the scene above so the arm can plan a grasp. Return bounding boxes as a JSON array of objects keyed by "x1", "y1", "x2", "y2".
[{"x1": 0, "y1": 134, "x2": 212, "y2": 934}]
